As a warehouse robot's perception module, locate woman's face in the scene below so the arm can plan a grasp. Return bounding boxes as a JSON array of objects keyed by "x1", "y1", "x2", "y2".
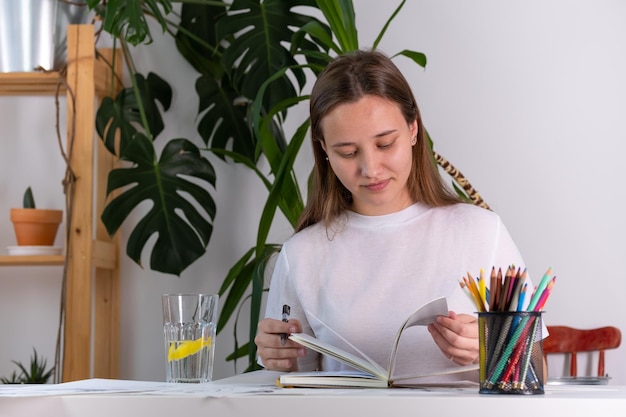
[{"x1": 320, "y1": 95, "x2": 418, "y2": 216}]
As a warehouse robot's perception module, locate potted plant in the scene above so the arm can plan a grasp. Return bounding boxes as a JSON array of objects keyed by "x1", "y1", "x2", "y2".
[
  {"x1": 0, "y1": 348, "x2": 55, "y2": 384},
  {"x1": 10, "y1": 187, "x2": 63, "y2": 247},
  {"x1": 86, "y1": 0, "x2": 489, "y2": 370}
]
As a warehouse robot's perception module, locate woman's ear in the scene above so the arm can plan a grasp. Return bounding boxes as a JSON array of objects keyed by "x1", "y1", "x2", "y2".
[
  {"x1": 317, "y1": 139, "x2": 330, "y2": 161},
  {"x1": 410, "y1": 120, "x2": 418, "y2": 139}
]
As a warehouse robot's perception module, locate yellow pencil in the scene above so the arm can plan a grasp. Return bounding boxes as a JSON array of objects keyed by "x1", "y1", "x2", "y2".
[
  {"x1": 479, "y1": 268, "x2": 486, "y2": 306},
  {"x1": 466, "y1": 273, "x2": 487, "y2": 311}
]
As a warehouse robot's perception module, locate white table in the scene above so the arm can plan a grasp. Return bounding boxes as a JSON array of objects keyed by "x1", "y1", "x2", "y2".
[{"x1": 1, "y1": 371, "x2": 624, "y2": 417}]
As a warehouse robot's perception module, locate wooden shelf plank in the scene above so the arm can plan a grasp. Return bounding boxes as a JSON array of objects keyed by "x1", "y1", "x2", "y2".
[
  {"x1": 0, "y1": 240, "x2": 118, "y2": 269},
  {"x1": 0, "y1": 71, "x2": 66, "y2": 96},
  {"x1": 0, "y1": 51, "x2": 121, "y2": 97},
  {"x1": 0, "y1": 255, "x2": 65, "y2": 266}
]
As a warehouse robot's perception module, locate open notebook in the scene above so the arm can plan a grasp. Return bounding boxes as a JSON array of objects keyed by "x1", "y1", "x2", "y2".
[{"x1": 278, "y1": 297, "x2": 478, "y2": 388}]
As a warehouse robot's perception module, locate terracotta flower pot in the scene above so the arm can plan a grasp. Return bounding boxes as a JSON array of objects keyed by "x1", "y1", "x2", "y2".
[{"x1": 10, "y1": 208, "x2": 63, "y2": 246}]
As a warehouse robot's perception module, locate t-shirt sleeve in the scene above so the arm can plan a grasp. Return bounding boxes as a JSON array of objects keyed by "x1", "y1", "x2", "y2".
[{"x1": 258, "y1": 245, "x2": 320, "y2": 371}]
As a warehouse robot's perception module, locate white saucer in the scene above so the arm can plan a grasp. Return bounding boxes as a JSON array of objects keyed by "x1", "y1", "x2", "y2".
[{"x1": 6, "y1": 246, "x2": 63, "y2": 256}]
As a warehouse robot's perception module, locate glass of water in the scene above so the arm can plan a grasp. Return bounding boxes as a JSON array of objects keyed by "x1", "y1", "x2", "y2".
[{"x1": 162, "y1": 293, "x2": 219, "y2": 383}]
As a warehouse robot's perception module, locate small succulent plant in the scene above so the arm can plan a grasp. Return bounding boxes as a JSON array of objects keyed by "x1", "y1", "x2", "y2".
[
  {"x1": 22, "y1": 186, "x2": 36, "y2": 209},
  {"x1": 0, "y1": 348, "x2": 54, "y2": 384}
]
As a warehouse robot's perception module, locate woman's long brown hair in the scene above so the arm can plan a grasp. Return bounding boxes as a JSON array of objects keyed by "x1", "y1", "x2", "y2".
[{"x1": 296, "y1": 50, "x2": 461, "y2": 232}]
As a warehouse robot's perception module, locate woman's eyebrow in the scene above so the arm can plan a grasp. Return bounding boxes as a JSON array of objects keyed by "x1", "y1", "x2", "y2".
[
  {"x1": 330, "y1": 141, "x2": 356, "y2": 148},
  {"x1": 330, "y1": 129, "x2": 398, "y2": 148},
  {"x1": 374, "y1": 129, "x2": 397, "y2": 138}
]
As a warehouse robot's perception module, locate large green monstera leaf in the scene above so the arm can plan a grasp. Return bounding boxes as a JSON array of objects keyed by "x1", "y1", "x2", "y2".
[
  {"x1": 86, "y1": 0, "x2": 173, "y2": 46},
  {"x1": 96, "y1": 70, "x2": 218, "y2": 275},
  {"x1": 97, "y1": 73, "x2": 172, "y2": 157},
  {"x1": 196, "y1": 74, "x2": 256, "y2": 161},
  {"x1": 214, "y1": 0, "x2": 326, "y2": 123},
  {"x1": 101, "y1": 135, "x2": 216, "y2": 276}
]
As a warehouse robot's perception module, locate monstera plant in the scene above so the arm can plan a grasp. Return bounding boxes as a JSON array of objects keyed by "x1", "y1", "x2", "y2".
[{"x1": 88, "y1": 0, "x2": 485, "y2": 370}]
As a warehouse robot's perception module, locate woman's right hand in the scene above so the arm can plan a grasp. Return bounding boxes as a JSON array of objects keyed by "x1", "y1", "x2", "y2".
[{"x1": 255, "y1": 318, "x2": 306, "y2": 371}]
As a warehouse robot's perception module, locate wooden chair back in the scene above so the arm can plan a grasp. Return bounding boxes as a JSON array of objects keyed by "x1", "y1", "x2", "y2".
[{"x1": 543, "y1": 325, "x2": 621, "y2": 377}]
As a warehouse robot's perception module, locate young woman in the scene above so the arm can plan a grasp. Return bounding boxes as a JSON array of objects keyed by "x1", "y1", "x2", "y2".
[{"x1": 255, "y1": 50, "x2": 532, "y2": 382}]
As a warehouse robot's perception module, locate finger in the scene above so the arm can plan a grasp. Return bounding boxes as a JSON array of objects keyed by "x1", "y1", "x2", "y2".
[
  {"x1": 257, "y1": 344, "x2": 303, "y2": 362},
  {"x1": 455, "y1": 313, "x2": 479, "y2": 324},
  {"x1": 428, "y1": 321, "x2": 479, "y2": 365},
  {"x1": 434, "y1": 314, "x2": 478, "y2": 340},
  {"x1": 255, "y1": 329, "x2": 301, "y2": 350},
  {"x1": 454, "y1": 315, "x2": 479, "y2": 339},
  {"x1": 428, "y1": 322, "x2": 452, "y2": 354},
  {"x1": 428, "y1": 324, "x2": 469, "y2": 365},
  {"x1": 258, "y1": 318, "x2": 301, "y2": 335},
  {"x1": 261, "y1": 357, "x2": 296, "y2": 372},
  {"x1": 439, "y1": 325, "x2": 477, "y2": 353},
  {"x1": 443, "y1": 311, "x2": 477, "y2": 325},
  {"x1": 254, "y1": 318, "x2": 306, "y2": 372},
  {"x1": 256, "y1": 344, "x2": 305, "y2": 372}
]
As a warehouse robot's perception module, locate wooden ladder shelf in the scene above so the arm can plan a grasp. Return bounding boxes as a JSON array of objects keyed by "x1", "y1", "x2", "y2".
[{"x1": 0, "y1": 24, "x2": 123, "y2": 382}]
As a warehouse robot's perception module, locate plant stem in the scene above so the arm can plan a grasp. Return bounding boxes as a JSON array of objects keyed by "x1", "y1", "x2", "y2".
[{"x1": 119, "y1": 39, "x2": 153, "y2": 140}]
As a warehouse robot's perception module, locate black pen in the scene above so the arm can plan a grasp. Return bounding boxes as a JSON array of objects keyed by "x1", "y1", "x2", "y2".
[{"x1": 280, "y1": 304, "x2": 291, "y2": 346}]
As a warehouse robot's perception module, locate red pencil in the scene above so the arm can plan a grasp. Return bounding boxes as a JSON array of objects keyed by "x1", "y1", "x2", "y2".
[{"x1": 534, "y1": 277, "x2": 556, "y2": 311}]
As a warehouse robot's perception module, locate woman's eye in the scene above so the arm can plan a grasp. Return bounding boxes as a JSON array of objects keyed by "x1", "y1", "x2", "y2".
[
  {"x1": 339, "y1": 151, "x2": 356, "y2": 158},
  {"x1": 378, "y1": 142, "x2": 393, "y2": 149}
]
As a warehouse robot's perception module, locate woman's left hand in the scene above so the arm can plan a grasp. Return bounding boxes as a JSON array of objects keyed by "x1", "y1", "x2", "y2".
[{"x1": 427, "y1": 311, "x2": 479, "y2": 366}]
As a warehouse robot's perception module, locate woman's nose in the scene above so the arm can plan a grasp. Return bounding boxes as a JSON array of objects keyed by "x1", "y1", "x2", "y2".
[{"x1": 359, "y1": 151, "x2": 382, "y2": 178}]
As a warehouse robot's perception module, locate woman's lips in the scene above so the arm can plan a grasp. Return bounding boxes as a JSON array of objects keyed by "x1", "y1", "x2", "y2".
[{"x1": 364, "y1": 179, "x2": 390, "y2": 192}]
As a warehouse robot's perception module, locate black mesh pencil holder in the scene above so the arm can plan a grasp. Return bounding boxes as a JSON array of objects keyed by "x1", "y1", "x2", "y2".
[{"x1": 478, "y1": 311, "x2": 544, "y2": 395}]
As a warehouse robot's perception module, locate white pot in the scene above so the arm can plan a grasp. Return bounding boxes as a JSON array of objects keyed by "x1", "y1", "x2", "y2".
[{"x1": 0, "y1": 0, "x2": 91, "y2": 73}]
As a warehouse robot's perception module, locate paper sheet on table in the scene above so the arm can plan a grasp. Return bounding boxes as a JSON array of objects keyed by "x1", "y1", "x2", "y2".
[{"x1": 0, "y1": 372, "x2": 281, "y2": 397}]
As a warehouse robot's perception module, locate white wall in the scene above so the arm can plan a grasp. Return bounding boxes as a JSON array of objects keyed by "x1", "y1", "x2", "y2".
[{"x1": 0, "y1": 0, "x2": 624, "y2": 384}]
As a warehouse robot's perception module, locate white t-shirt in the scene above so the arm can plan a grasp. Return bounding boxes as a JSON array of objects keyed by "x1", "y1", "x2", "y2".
[{"x1": 264, "y1": 202, "x2": 533, "y2": 381}]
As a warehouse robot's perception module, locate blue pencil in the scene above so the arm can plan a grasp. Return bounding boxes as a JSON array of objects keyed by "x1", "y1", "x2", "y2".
[{"x1": 516, "y1": 283, "x2": 527, "y2": 311}]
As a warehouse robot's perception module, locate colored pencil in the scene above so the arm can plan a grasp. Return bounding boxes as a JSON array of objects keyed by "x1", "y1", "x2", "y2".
[
  {"x1": 527, "y1": 267, "x2": 553, "y2": 311},
  {"x1": 472, "y1": 265, "x2": 556, "y2": 392}
]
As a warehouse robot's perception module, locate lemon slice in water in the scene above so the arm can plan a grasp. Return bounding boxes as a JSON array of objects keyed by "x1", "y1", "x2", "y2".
[{"x1": 167, "y1": 336, "x2": 212, "y2": 362}]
